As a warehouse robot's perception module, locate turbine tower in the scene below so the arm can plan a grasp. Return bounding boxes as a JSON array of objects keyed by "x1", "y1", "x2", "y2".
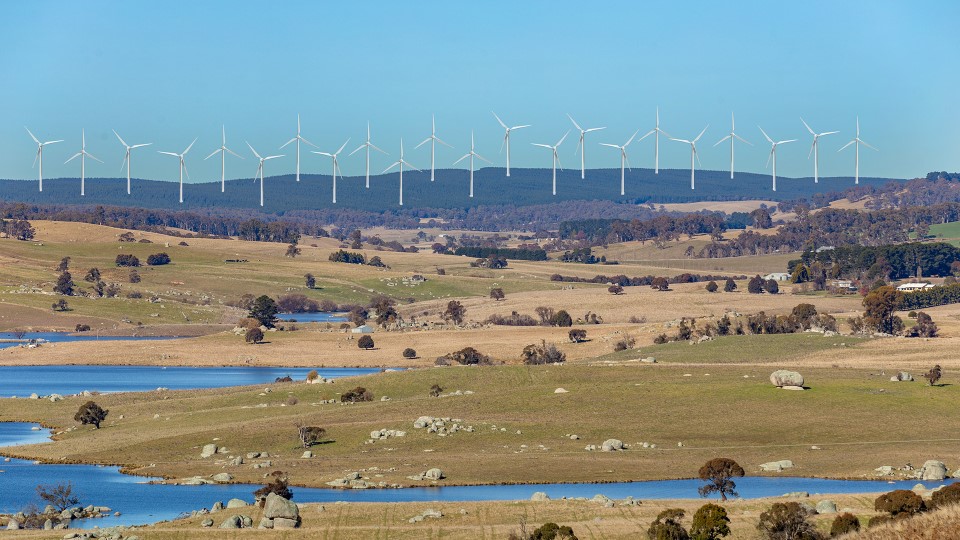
[
  {"x1": 453, "y1": 131, "x2": 491, "y2": 198},
  {"x1": 382, "y1": 140, "x2": 420, "y2": 206},
  {"x1": 158, "y1": 138, "x2": 197, "y2": 204},
  {"x1": 713, "y1": 113, "x2": 752, "y2": 179},
  {"x1": 800, "y1": 118, "x2": 838, "y2": 184},
  {"x1": 65, "y1": 129, "x2": 103, "y2": 196},
  {"x1": 279, "y1": 114, "x2": 317, "y2": 182},
  {"x1": 26, "y1": 128, "x2": 62, "y2": 192},
  {"x1": 838, "y1": 117, "x2": 876, "y2": 185},
  {"x1": 312, "y1": 139, "x2": 351, "y2": 204},
  {"x1": 669, "y1": 126, "x2": 708, "y2": 190},
  {"x1": 246, "y1": 142, "x2": 284, "y2": 207},
  {"x1": 568, "y1": 114, "x2": 605, "y2": 179},
  {"x1": 204, "y1": 126, "x2": 243, "y2": 193},
  {"x1": 531, "y1": 131, "x2": 570, "y2": 196},
  {"x1": 349, "y1": 122, "x2": 388, "y2": 189},
  {"x1": 641, "y1": 107, "x2": 671, "y2": 174},
  {"x1": 600, "y1": 129, "x2": 643, "y2": 196},
  {"x1": 493, "y1": 112, "x2": 530, "y2": 177},
  {"x1": 415, "y1": 115, "x2": 452, "y2": 182},
  {"x1": 113, "y1": 130, "x2": 152, "y2": 195},
  {"x1": 758, "y1": 127, "x2": 796, "y2": 192}
]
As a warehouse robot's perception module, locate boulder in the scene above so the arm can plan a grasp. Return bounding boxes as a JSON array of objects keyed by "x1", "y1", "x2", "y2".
[
  {"x1": 6, "y1": 519, "x2": 19, "y2": 530},
  {"x1": 258, "y1": 517, "x2": 274, "y2": 529},
  {"x1": 212, "y1": 473, "x2": 233, "y2": 483},
  {"x1": 761, "y1": 460, "x2": 795, "y2": 472},
  {"x1": 424, "y1": 468, "x2": 445, "y2": 480},
  {"x1": 229, "y1": 456, "x2": 244, "y2": 466},
  {"x1": 601, "y1": 439, "x2": 625, "y2": 451},
  {"x1": 554, "y1": 388, "x2": 569, "y2": 394},
  {"x1": 919, "y1": 460, "x2": 948, "y2": 481},
  {"x1": 201, "y1": 444, "x2": 218, "y2": 458},
  {"x1": 49, "y1": 394, "x2": 63, "y2": 402},
  {"x1": 219, "y1": 515, "x2": 242, "y2": 529},
  {"x1": 781, "y1": 385, "x2": 805, "y2": 391},
  {"x1": 201, "y1": 518, "x2": 214, "y2": 527},
  {"x1": 875, "y1": 466, "x2": 894, "y2": 476},
  {"x1": 274, "y1": 517, "x2": 299, "y2": 529},
  {"x1": 226, "y1": 498, "x2": 248, "y2": 508},
  {"x1": 816, "y1": 500, "x2": 837, "y2": 514},
  {"x1": 211, "y1": 501, "x2": 224, "y2": 511},
  {"x1": 770, "y1": 370, "x2": 803, "y2": 387},
  {"x1": 301, "y1": 451, "x2": 313, "y2": 458},
  {"x1": 530, "y1": 492, "x2": 550, "y2": 501},
  {"x1": 893, "y1": 372, "x2": 914, "y2": 382},
  {"x1": 421, "y1": 509, "x2": 443, "y2": 519},
  {"x1": 263, "y1": 493, "x2": 300, "y2": 522}
]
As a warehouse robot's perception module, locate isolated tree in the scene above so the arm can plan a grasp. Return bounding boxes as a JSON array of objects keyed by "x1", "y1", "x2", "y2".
[
  {"x1": 551, "y1": 310, "x2": 573, "y2": 327},
  {"x1": 296, "y1": 424, "x2": 326, "y2": 448},
  {"x1": 36, "y1": 483, "x2": 80, "y2": 512},
  {"x1": 723, "y1": 278, "x2": 737, "y2": 292},
  {"x1": 535, "y1": 306, "x2": 555, "y2": 325},
  {"x1": 348, "y1": 307, "x2": 368, "y2": 327},
  {"x1": 764, "y1": 279, "x2": 779, "y2": 294},
  {"x1": 245, "y1": 327, "x2": 264, "y2": 344},
  {"x1": 757, "y1": 502, "x2": 819, "y2": 540},
  {"x1": 747, "y1": 275, "x2": 764, "y2": 294},
  {"x1": 531, "y1": 523, "x2": 578, "y2": 540},
  {"x1": 115, "y1": 254, "x2": 140, "y2": 267},
  {"x1": 83, "y1": 268, "x2": 101, "y2": 283},
  {"x1": 56, "y1": 256, "x2": 71, "y2": 272},
  {"x1": 705, "y1": 281, "x2": 718, "y2": 293},
  {"x1": 444, "y1": 300, "x2": 466, "y2": 325},
  {"x1": 923, "y1": 364, "x2": 942, "y2": 386},
  {"x1": 697, "y1": 458, "x2": 745, "y2": 501},
  {"x1": 402, "y1": 347, "x2": 417, "y2": 359},
  {"x1": 254, "y1": 471, "x2": 293, "y2": 502},
  {"x1": 51, "y1": 299, "x2": 69, "y2": 312},
  {"x1": 651, "y1": 277, "x2": 670, "y2": 291},
  {"x1": 429, "y1": 384, "x2": 443, "y2": 397},
  {"x1": 146, "y1": 252, "x2": 171, "y2": 266},
  {"x1": 74, "y1": 401, "x2": 108, "y2": 429},
  {"x1": 568, "y1": 329, "x2": 587, "y2": 343},
  {"x1": 690, "y1": 503, "x2": 730, "y2": 540},
  {"x1": 608, "y1": 284, "x2": 624, "y2": 295},
  {"x1": 357, "y1": 335, "x2": 375, "y2": 349},
  {"x1": 129, "y1": 269, "x2": 141, "y2": 283},
  {"x1": 248, "y1": 295, "x2": 279, "y2": 328},
  {"x1": 54, "y1": 271, "x2": 75, "y2": 296},
  {"x1": 490, "y1": 287, "x2": 505, "y2": 301},
  {"x1": 862, "y1": 286, "x2": 903, "y2": 334},
  {"x1": 909, "y1": 311, "x2": 938, "y2": 338},
  {"x1": 368, "y1": 255, "x2": 386, "y2": 268},
  {"x1": 647, "y1": 508, "x2": 689, "y2": 540},
  {"x1": 285, "y1": 243, "x2": 301, "y2": 258},
  {"x1": 304, "y1": 273, "x2": 315, "y2": 289}
]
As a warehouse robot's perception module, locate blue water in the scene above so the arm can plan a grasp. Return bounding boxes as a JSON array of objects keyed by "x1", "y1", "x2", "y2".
[
  {"x1": 0, "y1": 332, "x2": 174, "y2": 350},
  {"x1": 0, "y1": 423, "x2": 954, "y2": 528},
  {"x1": 276, "y1": 312, "x2": 347, "y2": 322},
  {"x1": 0, "y1": 365, "x2": 383, "y2": 397}
]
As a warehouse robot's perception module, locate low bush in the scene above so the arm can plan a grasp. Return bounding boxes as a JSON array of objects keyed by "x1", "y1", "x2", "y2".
[
  {"x1": 357, "y1": 335, "x2": 375, "y2": 349},
  {"x1": 402, "y1": 347, "x2": 417, "y2": 359},
  {"x1": 146, "y1": 252, "x2": 171, "y2": 266},
  {"x1": 830, "y1": 513, "x2": 860, "y2": 537},
  {"x1": 874, "y1": 489, "x2": 925, "y2": 517},
  {"x1": 341, "y1": 386, "x2": 373, "y2": 402},
  {"x1": 522, "y1": 341, "x2": 566, "y2": 365},
  {"x1": 438, "y1": 346, "x2": 491, "y2": 365}
]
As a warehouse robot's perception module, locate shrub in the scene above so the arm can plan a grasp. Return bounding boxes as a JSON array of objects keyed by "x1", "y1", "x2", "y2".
[
  {"x1": 328, "y1": 249, "x2": 365, "y2": 264},
  {"x1": 568, "y1": 329, "x2": 587, "y2": 343},
  {"x1": 698, "y1": 458, "x2": 745, "y2": 501},
  {"x1": 747, "y1": 275, "x2": 764, "y2": 294},
  {"x1": 138, "y1": 238, "x2": 152, "y2": 243},
  {"x1": 757, "y1": 502, "x2": 819, "y2": 540},
  {"x1": 128, "y1": 269, "x2": 141, "y2": 283},
  {"x1": 930, "y1": 482, "x2": 960, "y2": 508},
  {"x1": 651, "y1": 277, "x2": 670, "y2": 291},
  {"x1": 285, "y1": 395, "x2": 299, "y2": 406},
  {"x1": 341, "y1": 386, "x2": 373, "y2": 402},
  {"x1": 531, "y1": 522, "x2": 578, "y2": 540},
  {"x1": 277, "y1": 294, "x2": 320, "y2": 313},
  {"x1": 357, "y1": 335, "x2": 375, "y2": 349},
  {"x1": 705, "y1": 281, "x2": 718, "y2": 293},
  {"x1": 874, "y1": 489, "x2": 925, "y2": 517},
  {"x1": 402, "y1": 348, "x2": 417, "y2": 359},
  {"x1": 368, "y1": 255, "x2": 386, "y2": 268},
  {"x1": 146, "y1": 253, "x2": 171, "y2": 266},
  {"x1": 647, "y1": 508, "x2": 688, "y2": 540},
  {"x1": 614, "y1": 336, "x2": 636, "y2": 351},
  {"x1": 297, "y1": 425, "x2": 326, "y2": 448},
  {"x1": 52, "y1": 299, "x2": 69, "y2": 311},
  {"x1": 245, "y1": 327, "x2": 264, "y2": 344},
  {"x1": 74, "y1": 401, "x2": 108, "y2": 429},
  {"x1": 126, "y1": 291, "x2": 143, "y2": 299},
  {"x1": 275, "y1": 375, "x2": 293, "y2": 383},
  {"x1": 608, "y1": 284, "x2": 624, "y2": 295},
  {"x1": 74, "y1": 324, "x2": 91, "y2": 332},
  {"x1": 178, "y1": 241, "x2": 189, "y2": 246},
  {"x1": 285, "y1": 244, "x2": 301, "y2": 258},
  {"x1": 254, "y1": 471, "x2": 292, "y2": 502},
  {"x1": 724, "y1": 278, "x2": 737, "y2": 292},
  {"x1": 690, "y1": 503, "x2": 730, "y2": 540},
  {"x1": 653, "y1": 333, "x2": 669, "y2": 345},
  {"x1": 907, "y1": 311, "x2": 938, "y2": 338},
  {"x1": 306, "y1": 370, "x2": 319, "y2": 382},
  {"x1": 486, "y1": 312, "x2": 539, "y2": 326},
  {"x1": 764, "y1": 279, "x2": 779, "y2": 294},
  {"x1": 923, "y1": 364, "x2": 942, "y2": 386},
  {"x1": 429, "y1": 384, "x2": 443, "y2": 397},
  {"x1": 84, "y1": 268, "x2": 101, "y2": 283},
  {"x1": 304, "y1": 273, "x2": 316, "y2": 289},
  {"x1": 54, "y1": 271, "x2": 75, "y2": 295},
  {"x1": 115, "y1": 254, "x2": 140, "y2": 267},
  {"x1": 490, "y1": 287, "x2": 505, "y2": 301},
  {"x1": 438, "y1": 346, "x2": 491, "y2": 365},
  {"x1": 830, "y1": 513, "x2": 860, "y2": 537},
  {"x1": 551, "y1": 310, "x2": 573, "y2": 327},
  {"x1": 443, "y1": 300, "x2": 466, "y2": 325},
  {"x1": 522, "y1": 341, "x2": 566, "y2": 365}
]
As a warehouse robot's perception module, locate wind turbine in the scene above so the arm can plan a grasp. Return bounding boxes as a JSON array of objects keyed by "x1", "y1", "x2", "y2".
[
  {"x1": 311, "y1": 139, "x2": 350, "y2": 204},
  {"x1": 204, "y1": 126, "x2": 243, "y2": 193},
  {"x1": 349, "y1": 122, "x2": 388, "y2": 189},
  {"x1": 25, "y1": 127, "x2": 62, "y2": 192},
  {"x1": 568, "y1": 114, "x2": 605, "y2": 179},
  {"x1": 531, "y1": 131, "x2": 570, "y2": 196},
  {"x1": 382, "y1": 139, "x2": 420, "y2": 206},
  {"x1": 600, "y1": 129, "x2": 643, "y2": 196},
  {"x1": 838, "y1": 117, "x2": 877, "y2": 185},
  {"x1": 758, "y1": 127, "x2": 796, "y2": 192},
  {"x1": 279, "y1": 114, "x2": 317, "y2": 182},
  {"x1": 493, "y1": 112, "x2": 530, "y2": 177},
  {"x1": 800, "y1": 118, "x2": 838, "y2": 184},
  {"x1": 642, "y1": 107, "x2": 671, "y2": 174},
  {"x1": 713, "y1": 113, "x2": 752, "y2": 179},
  {"x1": 415, "y1": 115, "x2": 452, "y2": 182},
  {"x1": 157, "y1": 138, "x2": 197, "y2": 204},
  {"x1": 65, "y1": 129, "x2": 103, "y2": 196},
  {"x1": 113, "y1": 130, "x2": 152, "y2": 195},
  {"x1": 453, "y1": 131, "x2": 491, "y2": 198},
  {"x1": 246, "y1": 142, "x2": 284, "y2": 207},
  {"x1": 669, "y1": 126, "x2": 708, "y2": 190}
]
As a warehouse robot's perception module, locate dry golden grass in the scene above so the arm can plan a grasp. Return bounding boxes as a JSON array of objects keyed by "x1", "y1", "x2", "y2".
[
  {"x1": 842, "y1": 503, "x2": 960, "y2": 539},
  {"x1": 660, "y1": 200, "x2": 778, "y2": 213}
]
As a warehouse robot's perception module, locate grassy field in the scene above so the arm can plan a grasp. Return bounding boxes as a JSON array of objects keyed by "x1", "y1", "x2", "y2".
[{"x1": 926, "y1": 220, "x2": 960, "y2": 246}]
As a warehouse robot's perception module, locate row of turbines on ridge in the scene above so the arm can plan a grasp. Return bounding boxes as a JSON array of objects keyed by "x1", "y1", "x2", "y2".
[{"x1": 24, "y1": 110, "x2": 877, "y2": 207}]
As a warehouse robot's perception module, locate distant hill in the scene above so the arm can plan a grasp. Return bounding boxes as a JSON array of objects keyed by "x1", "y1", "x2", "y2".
[{"x1": 0, "y1": 167, "x2": 903, "y2": 213}]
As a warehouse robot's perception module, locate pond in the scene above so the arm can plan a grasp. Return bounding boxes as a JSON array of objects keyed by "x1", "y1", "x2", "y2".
[
  {"x1": 0, "y1": 332, "x2": 175, "y2": 350},
  {"x1": 1, "y1": 423, "x2": 953, "y2": 528},
  {"x1": 276, "y1": 312, "x2": 348, "y2": 323}
]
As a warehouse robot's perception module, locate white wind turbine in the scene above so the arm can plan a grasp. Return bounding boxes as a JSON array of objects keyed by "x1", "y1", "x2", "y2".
[
  {"x1": 204, "y1": 126, "x2": 243, "y2": 193},
  {"x1": 669, "y1": 126, "x2": 708, "y2": 190},
  {"x1": 531, "y1": 131, "x2": 570, "y2": 196},
  {"x1": 113, "y1": 130, "x2": 152, "y2": 195},
  {"x1": 453, "y1": 131, "x2": 491, "y2": 198},
  {"x1": 493, "y1": 112, "x2": 530, "y2": 177},
  {"x1": 641, "y1": 107, "x2": 671, "y2": 174},
  {"x1": 312, "y1": 139, "x2": 350, "y2": 204},
  {"x1": 713, "y1": 113, "x2": 752, "y2": 179},
  {"x1": 382, "y1": 140, "x2": 420, "y2": 206},
  {"x1": 838, "y1": 117, "x2": 877, "y2": 185},
  {"x1": 25, "y1": 127, "x2": 62, "y2": 192},
  {"x1": 246, "y1": 142, "x2": 284, "y2": 207},
  {"x1": 567, "y1": 114, "x2": 605, "y2": 179},
  {"x1": 758, "y1": 127, "x2": 796, "y2": 192},
  {"x1": 800, "y1": 118, "x2": 838, "y2": 184},
  {"x1": 349, "y1": 122, "x2": 388, "y2": 189},
  {"x1": 415, "y1": 115, "x2": 452, "y2": 182},
  {"x1": 158, "y1": 138, "x2": 197, "y2": 204},
  {"x1": 65, "y1": 129, "x2": 103, "y2": 196},
  {"x1": 600, "y1": 129, "x2": 643, "y2": 196},
  {"x1": 279, "y1": 114, "x2": 317, "y2": 182}
]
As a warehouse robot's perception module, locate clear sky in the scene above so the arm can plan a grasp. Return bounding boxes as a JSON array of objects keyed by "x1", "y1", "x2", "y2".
[{"x1": 1, "y1": 1, "x2": 958, "y2": 183}]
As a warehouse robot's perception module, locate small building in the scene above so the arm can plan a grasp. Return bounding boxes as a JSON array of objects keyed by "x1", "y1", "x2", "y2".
[
  {"x1": 896, "y1": 282, "x2": 934, "y2": 292},
  {"x1": 831, "y1": 280, "x2": 856, "y2": 291},
  {"x1": 351, "y1": 325, "x2": 375, "y2": 334},
  {"x1": 764, "y1": 272, "x2": 791, "y2": 282}
]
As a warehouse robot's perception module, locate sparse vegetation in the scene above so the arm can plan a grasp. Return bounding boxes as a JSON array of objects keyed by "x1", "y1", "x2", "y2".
[
  {"x1": 254, "y1": 470, "x2": 293, "y2": 502},
  {"x1": 647, "y1": 508, "x2": 688, "y2": 540},
  {"x1": 568, "y1": 329, "x2": 587, "y2": 343},
  {"x1": 36, "y1": 482, "x2": 80, "y2": 512},
  {"x1": 341, "y1": 386, "x2": 373, "y2": 402},
  {"x1": 756, "y1": 502, "x2": 819, "y2": 540}
]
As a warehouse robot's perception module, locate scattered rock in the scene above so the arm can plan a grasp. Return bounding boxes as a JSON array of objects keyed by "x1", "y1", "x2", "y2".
[
  {"x1": 531, "y1": 492, "x2": 550, "y2": 501},
  {"x1": 816, "y1": 500, "x2": 837, "y2": 514},
  {"x1": 301, "y1": 451, "x2": 313, "y2": 459},
  {"x1": 600, "y1": 439, "x2": 626, "y2": 452},
  {"x1": 200, "y1": 444, "x2": 218, "y2": 458},
  {"x1": 424, "y1": 468, "x2": 445, "y2": 480},
  {"x1": 641, "y1": 357, "x2": 657, "y2": 363},
  {"x1": 769, "y1": 370, "x2": 804, "y2": 388},
  {"x1": 919, "y1": 460, "x2": 948, "y2": 481},
  {"x1": 263, "y1": 493, "x2": 300, "y2": 528},
  {"x1": 219, "y1": 515, "x2": 242, "y2": 529},
  {"x1": 202, "y1": 518, "x2": 214, "y2": 527},
  {"x1": 226, "y1": 498, "x2": 248, "y2": 508},
  {"x1": 782, "y1": 491, "x2": 809, "y2": 498},
  {"x1": 760, "y1": 460, "x2": 795, "y2": 472},
  {"x1": 781, "y1": 385, "x2": 805, "y2": 391},
  {"x1": 554, "y1": 388, "x2": 568, "y2": 394},
  {"x1": 891, "y1": 371, "x2": 914, "y2": 382},
  {"x1": 211, "y1": 501, "x2": 224, "y2": 511},
  {"x1": 212, "y1": 473, "x2": 233, "y2": 483}
]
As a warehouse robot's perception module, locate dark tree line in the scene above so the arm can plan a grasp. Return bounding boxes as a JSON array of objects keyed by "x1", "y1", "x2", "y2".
[
  {"x1": 453, "y1": 246, "x2": 548, "y2": 261},
  {"x1": 549, "y1": 272, "x2": 745, "y2": 287}
]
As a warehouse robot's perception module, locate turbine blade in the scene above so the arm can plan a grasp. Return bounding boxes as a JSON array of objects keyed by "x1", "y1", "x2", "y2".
[
  {"x1": 838, "y1": 140, "x2": 856, "y2": 152},
  {"x1": 204, "y1": 148, "x2": 222, "y2": 160},
  {"x1": 246, "y1": 141, "x2": 262, "y2": 160},
  {"x1": 130, "y1": 143, "x2": 152, "y2": 149},
  {"x1": 758, "y1": 126, "x2": 773, "y2": 144},
  {"x1": 264, "y1": 155, "x2": 284, "y2": 160},
  {"x1": 734, "y1": 134, "x2": 752, "y2": 146},
  {"x1": 493, "y1": 112, "x2": 508, "y2": 129},
  {"x1": 349, "y1": 145, "x2": 365, "y2": 156},
  {"x1": 32, "y1": 148, "x2": 39, "y2": 168},
  {"x1": 820, "y1": 131, "x2": 839, "y2": 136},
  {"x1": 435, "y1": 136, "x2": 453, "y2": 148},
  {"x1": 158, "y1": 151, "x2": 179, "y2": 157},
  {"x1": 624, "y1": 129, "x2": 641, "y2": 147},
  {"x1": 312, "y1": 152, "x2": 334, "y2": 157},
  {"x1": 25, "y1": 127, "x2": 40, "y2": 144},
  {"x1": 766, "y1": 149, "x2": 773, "y2": 168},
  {"x1": 599, "y1": 143, "x2": 621, "y2": 148},
  {"x1": 226, "y1": 147, "x2": 244, "y2": 159},
  {"x1": 183, "y1": 160, "x2": 190, "y2": 181},
  {"x1": 693, "y1": 126, "x2": 708, "y2": 142},
  {"x1": 370, "y1": 143, "x2": 388, "y2": 155},
  {"x1": 694, "y1": 148, "x2": 702, "y2": 168},
  {"x1": 65, "y1": 153, "x2": 81, "y2": 163},
  {"x1": 511, "y1": 125, "x2": 531, "y2": 130},
  {"x1": 87, "y1": 152, "x2": 103, "y2": 163},
  {"x1": 636, "y1": 129, "x2": 655, "y2": 142},
  {"x1": 279, "y1": 138, "x2": 297, "y2": 149},
  {"x1": 453, "y1": 154, "x2": 470, "y2": 165},
  {"x1": 44, "y1": 140, "x2": 64, "y2": 145},
  {"x1": 336, "y1": 138, "x2": 351, "y2": 155},
  {"x1": 476, "y1": 153, "x2": 492, "y2": 164},
  {"x1": 669, "y1": 138, "x2": 691, "y2": 144},
  {"x1": 382, "y1": 162, "x2": 400, "y2": 173},
  {"x1": 301, "y1": 136, "x2": 319, "y2": 149},
  {"x1": 415, "y1": 138, "x2": 431, "y2": 149},
  {"x1": 801, "y1": 117, "x2": 815, "y2": 135},
  {"x1": 808, "y1": 141, "x2": 815, "y2": 160},
  {"x1": 567, "y1": 113, "x2": 583, "y2": 132},
  {"x1": 557, "y1": 130, "x2": 570, "y2": 146},
  {"x1": 531, "y1": 143, "x2": 552, "y2": 149},
  {"x1": 714, "y1": 135, "x2": 732, "y2": 146},
  {"x1": 120, "y1": 154, "x2": 128, "y2": 173},
  {"x1": 778, "y1": 139, "x2": 797, "y2": 145},
  {"x1": 183, "y1": 138, "x2": 197, "y2": 155},
  {"x1": 113, "y1": 129, "x2": 128, "y2": 147},
  {"x1": 861, "y1": 140, "x2": 878, "y2": 151},
  {"x1": 584, "y1": 127, "x2": 606, "y2": 133}
]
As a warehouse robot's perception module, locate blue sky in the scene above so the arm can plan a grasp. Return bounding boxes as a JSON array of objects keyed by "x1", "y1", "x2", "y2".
[{"x1": 1, "y1": 1, "x2": 958, "y2": 183}]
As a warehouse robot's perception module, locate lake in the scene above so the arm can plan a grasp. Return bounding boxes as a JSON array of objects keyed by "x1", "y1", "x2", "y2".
[
  {"x1": 1, "y1": 423, "x2": 953, "y2": 528},
  {"x1": 0, "y1": 332, "x2": 174, "y2": 350},
  {"x1": 276, "y1": 312, "x2": 347, "y2": 323}
]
